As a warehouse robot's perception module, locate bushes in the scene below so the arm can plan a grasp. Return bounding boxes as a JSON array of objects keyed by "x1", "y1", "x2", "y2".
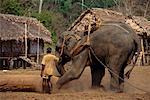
[
  {"x1": 31, "y1": 10, "x2": 67, "y2": 44},
  {"x1": 0, "y1": 0, "x2": 117, "y2": 45},
  {"x1": 1, "y1": 0, "x2": 149, "y2": 45},
  {"x1": 0, "y1": 0, "x2": 24, "y2": 15}
]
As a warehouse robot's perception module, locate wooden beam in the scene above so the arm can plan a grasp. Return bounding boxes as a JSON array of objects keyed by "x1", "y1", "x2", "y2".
[
  {"x1": 0, "y1": 75, "x2": 42, "y2": 92},
  {"x1": 19, "y1": 56, "x2": 41, "y2": 68}
]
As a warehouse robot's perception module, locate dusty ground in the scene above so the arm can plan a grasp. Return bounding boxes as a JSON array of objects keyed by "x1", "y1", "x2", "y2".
[{"x1": 0, "y1": 66, "x2": 150, "y2": 100}]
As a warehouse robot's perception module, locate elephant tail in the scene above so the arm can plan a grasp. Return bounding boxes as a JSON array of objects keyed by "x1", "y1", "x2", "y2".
[{"x1": 125, "y1": 38, "x2": 141, "y2": 79}]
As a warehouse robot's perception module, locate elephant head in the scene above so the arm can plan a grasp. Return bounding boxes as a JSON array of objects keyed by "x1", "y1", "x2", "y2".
[{"x1": 56, "y1": 31, "x2": 81, "y2": 75}]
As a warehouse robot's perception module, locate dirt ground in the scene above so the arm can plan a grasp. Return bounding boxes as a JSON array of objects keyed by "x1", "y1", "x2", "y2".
[{"x1": 0, "y1": 66, "x2": 150, "y2": 100}]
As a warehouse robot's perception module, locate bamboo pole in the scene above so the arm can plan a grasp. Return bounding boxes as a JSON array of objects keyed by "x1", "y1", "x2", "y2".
[
  {"x1": 141, "y1": 38, "x2": 146, "y2": 65},
  {"x1": 39, "y1": 0, "x2": 43, "y2": 14},
  {"x1": 87, "y1": 17, "x2": 91, "y2": 44},
  {"x1": 145, "y1": 38, "x2": 149, "y2": 65},
  {"x1": 36, "y1": 0, "x2": 43, "y2": 64},
  {"x1": 82, "y1": 0, "x2": 84, "y2": 11},
  {"x1": 144, "y1": 0, "x2": 150, "y2": 17},
  {"x1": 25, "y1": 23, "x2": 27, "y2": 58},
  {"x1": 37, "y1": 25, "x2": 40, "y2": 64}
]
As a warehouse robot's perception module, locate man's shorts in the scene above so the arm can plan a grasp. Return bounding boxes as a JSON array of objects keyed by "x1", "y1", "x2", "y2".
[
  {"x1": 42, "y1": 75, "x2": 49, "y2": 79},
  {"x1": 42, "y1": 75, "x2": 52, "y2": 80}
]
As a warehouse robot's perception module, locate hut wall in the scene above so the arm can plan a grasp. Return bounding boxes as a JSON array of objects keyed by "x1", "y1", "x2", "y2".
[
  {"x1": 0, "y1": 40, "x2": 25, "y2": 57},
  {"x1": 1, "y1": 41, "x2": 12, "y2": 57},
  {"x1": 0, "y1": 40, "x2": 2, "y2": 67},
  {"x1": 12, "y1": 40, "x2": 25, "y2": 56},
  {"x1": 0, "y1": 39, "x2": 45, "y2": 69},
  {"x1": 143, "y1": 37, "x2": 150, "y2": 65},
  {"x1": 0, "y1": 39, "x2": 44, "y2": 57},
  {"x1": 0, "y1": 40, "x2": 2, "y2": 57},
  {"x1": 28, "y1": 39, "x2": 44, "y2": 56}
]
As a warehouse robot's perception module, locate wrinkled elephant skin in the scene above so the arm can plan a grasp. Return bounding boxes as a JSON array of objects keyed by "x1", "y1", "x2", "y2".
[{"x1": 56, "y1": 22, "x2": 140, "y2": 92}]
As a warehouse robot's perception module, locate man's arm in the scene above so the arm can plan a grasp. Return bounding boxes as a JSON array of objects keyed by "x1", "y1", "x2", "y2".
[
  {"x1": 41, "y1": 56, "x2": 46, "y2": 77},
  {"x1": 41, "y1": 64, "x2": 45, "y2": 77},
  {"x1": 53, "y1": 55, "x2": 59, "y2": 62}
]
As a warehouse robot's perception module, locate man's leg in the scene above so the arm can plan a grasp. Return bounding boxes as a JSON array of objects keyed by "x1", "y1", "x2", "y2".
[
  {"x1": 42, "y1": 76, "x2": 51, "y2": 93},
  {"x1": 42, "y1": 78, "x2": 47, "y2": 93},
  {"x1": 47, "y1": 75, "x2": 52, "y2": 93}
]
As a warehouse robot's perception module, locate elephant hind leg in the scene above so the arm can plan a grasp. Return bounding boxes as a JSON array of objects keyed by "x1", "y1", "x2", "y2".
[
  {"x1": 109, "y1": 70, "x2": 120, "y2": 92},
  {"x1": 119, "y1": 63, "x2": 127, "y2": 91},
  {"x1": 107, "y1": 55, "x2": 128, "y2": 92},
  {"x1": 119, "y1": 49, "x2": 135, "y2": 90},
  {"x1": 90, "y1": 62, "x2": 105, "y2": 89}
]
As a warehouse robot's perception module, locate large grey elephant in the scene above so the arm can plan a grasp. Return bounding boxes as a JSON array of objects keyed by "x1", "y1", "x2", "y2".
[{"x1": 55, "y1": 21, "x2": 141, "y2": 92}]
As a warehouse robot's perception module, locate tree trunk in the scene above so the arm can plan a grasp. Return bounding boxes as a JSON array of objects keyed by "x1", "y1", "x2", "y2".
[{"x1": 0, "y1": 75, "x2": 42, "y2": 92}]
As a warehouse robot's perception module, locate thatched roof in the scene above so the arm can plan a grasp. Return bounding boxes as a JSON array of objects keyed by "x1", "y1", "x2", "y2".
[
  {"x1": 0, "y1": 14, "x2": 52, "y2": 43},
  {"x1": 130, "y1": 16, "x2": 150, "y2": 36},
  {"x1": 68, "y1": 8, "x2": 150, "y2": 37}
]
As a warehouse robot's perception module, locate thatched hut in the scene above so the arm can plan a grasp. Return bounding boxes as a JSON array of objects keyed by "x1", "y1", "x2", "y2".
[
  {"x1": 0, "y1": 14, "x2": 51, "y2": 69},
  {"x1": 67, "y1": 8, "x2": 150, "y2": 66}
]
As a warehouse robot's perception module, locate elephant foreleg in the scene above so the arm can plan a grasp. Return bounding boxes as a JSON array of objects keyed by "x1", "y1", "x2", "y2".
[
  {"x1": 90, "y1": 63, "x2": 105, "y2": 88},
  {"x1": 56, "y1": 49, "x2": 89, "y2": 89}
]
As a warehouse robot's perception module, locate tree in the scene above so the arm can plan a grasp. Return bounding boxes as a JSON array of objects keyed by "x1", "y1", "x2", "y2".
[{"x1": 0, "y1": 0, "x2": 24, "y2": 15}]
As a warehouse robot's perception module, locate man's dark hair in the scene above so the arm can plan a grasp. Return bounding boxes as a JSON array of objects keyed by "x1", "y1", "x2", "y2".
[{"x1": 47, "y1": 47, "x2": 52, "y2": 53}]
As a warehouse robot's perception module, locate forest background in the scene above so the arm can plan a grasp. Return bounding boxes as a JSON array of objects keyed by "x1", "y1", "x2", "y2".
[{"x1": 0, "y1": 0, "x2": 150, "y2": 45}]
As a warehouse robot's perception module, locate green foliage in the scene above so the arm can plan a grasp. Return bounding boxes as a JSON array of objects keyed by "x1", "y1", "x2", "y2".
[
  {"x1": 55, "y1": 0, "x2": 117, "y2": 24},
  {"x1": 83, "y1": 0, "x2": 116, "y2": 8},
  {"x1": 31, "y1": 10, "x2": 55, "y2": 44},
  {"x1": 31, "y1": 10, "x2": 66, "y2": 45},
  {"x1": 58, "y1": 0, "x2": 72, "y2": 16},
  {"x1": 0, "y1": 0, "x2": 36, "y2": 16},
  {"x1": 0, "y1": 0, "x2": 122, "y2": 45},
  {"x1": 0, "y1": 0, "x2": 24, "y2": 15},
  {"x1": 31, "y1": 10, "x2": 52, "y2": 30},
  {"x1": 51, "y1": 32, "x2": 58, "y2": 45}
]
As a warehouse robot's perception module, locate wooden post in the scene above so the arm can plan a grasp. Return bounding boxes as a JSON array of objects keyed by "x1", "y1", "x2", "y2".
[
  {"x1": 145, "y1": 38, "x2": 149, "y2": 65},
  {"x1": 141, "y1": 38, "x2": 146, "y2": 65},
  {"x1": 37, "y1": 25, "x2": 40, "y2": 64},
  {"x1": 37, "y1": 0, "x2": 43, "y2": 64},
  {"x1": 144, "y1": 0, "x2": 150, "y2": 17},
  {"x1": 25, "y1": 23, "x2": 27, "y2": 58},
  {"x1": 39, "y1": 0, "x2": 43, "y2": 14},
  {"x1": 82, "y1": 0, "x2": 84, "y2": 11}
]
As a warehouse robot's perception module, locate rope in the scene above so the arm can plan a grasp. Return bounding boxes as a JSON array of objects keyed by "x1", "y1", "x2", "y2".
[
  {"x1": 60, "y1": 36, "x2": 66, "y2": 57},
  {"x1": 101, "y1": 23, "x2": 129, "y2": 33},
  {"x1": 87, "y1": 17, "x2": 91, "y2": 44},
  {"x1": 89, "y1": 47, "x2": 150, "y2": 93},
  {"x1": 99, "y1": 23, "x2": 141, "y2": 79},
  {"x1": 60, "y1": 33, "x2": 82, "y2": 57}
]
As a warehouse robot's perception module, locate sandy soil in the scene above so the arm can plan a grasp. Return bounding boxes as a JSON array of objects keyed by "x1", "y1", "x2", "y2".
[{"x1": 0, "y1": 66, "x2": 150, "y2": 100}]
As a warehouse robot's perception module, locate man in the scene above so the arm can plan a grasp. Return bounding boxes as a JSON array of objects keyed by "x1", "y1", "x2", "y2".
[{"x1": 41, "y1": 47, "x2": 60, "y2": 94}]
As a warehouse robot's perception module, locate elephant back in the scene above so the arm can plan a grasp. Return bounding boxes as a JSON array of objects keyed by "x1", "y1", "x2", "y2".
[{"x1": 67, "y1": 8, "x2": 150, "y2": 37}]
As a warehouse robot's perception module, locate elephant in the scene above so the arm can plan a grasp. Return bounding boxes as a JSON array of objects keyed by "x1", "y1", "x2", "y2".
[{"x1": 55, "y1": 21, "x2": 141, "y2": 92}]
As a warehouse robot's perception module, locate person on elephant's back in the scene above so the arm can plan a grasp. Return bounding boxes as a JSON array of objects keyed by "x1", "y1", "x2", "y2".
[{"x1": 41, "y1": 47, "x2": 60, "y2": 94}]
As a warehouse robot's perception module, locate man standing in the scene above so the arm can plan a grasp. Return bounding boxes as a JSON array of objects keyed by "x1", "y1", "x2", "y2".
[{"x1": 41, "y1": 47, "x2": 60, "y2": 94}]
